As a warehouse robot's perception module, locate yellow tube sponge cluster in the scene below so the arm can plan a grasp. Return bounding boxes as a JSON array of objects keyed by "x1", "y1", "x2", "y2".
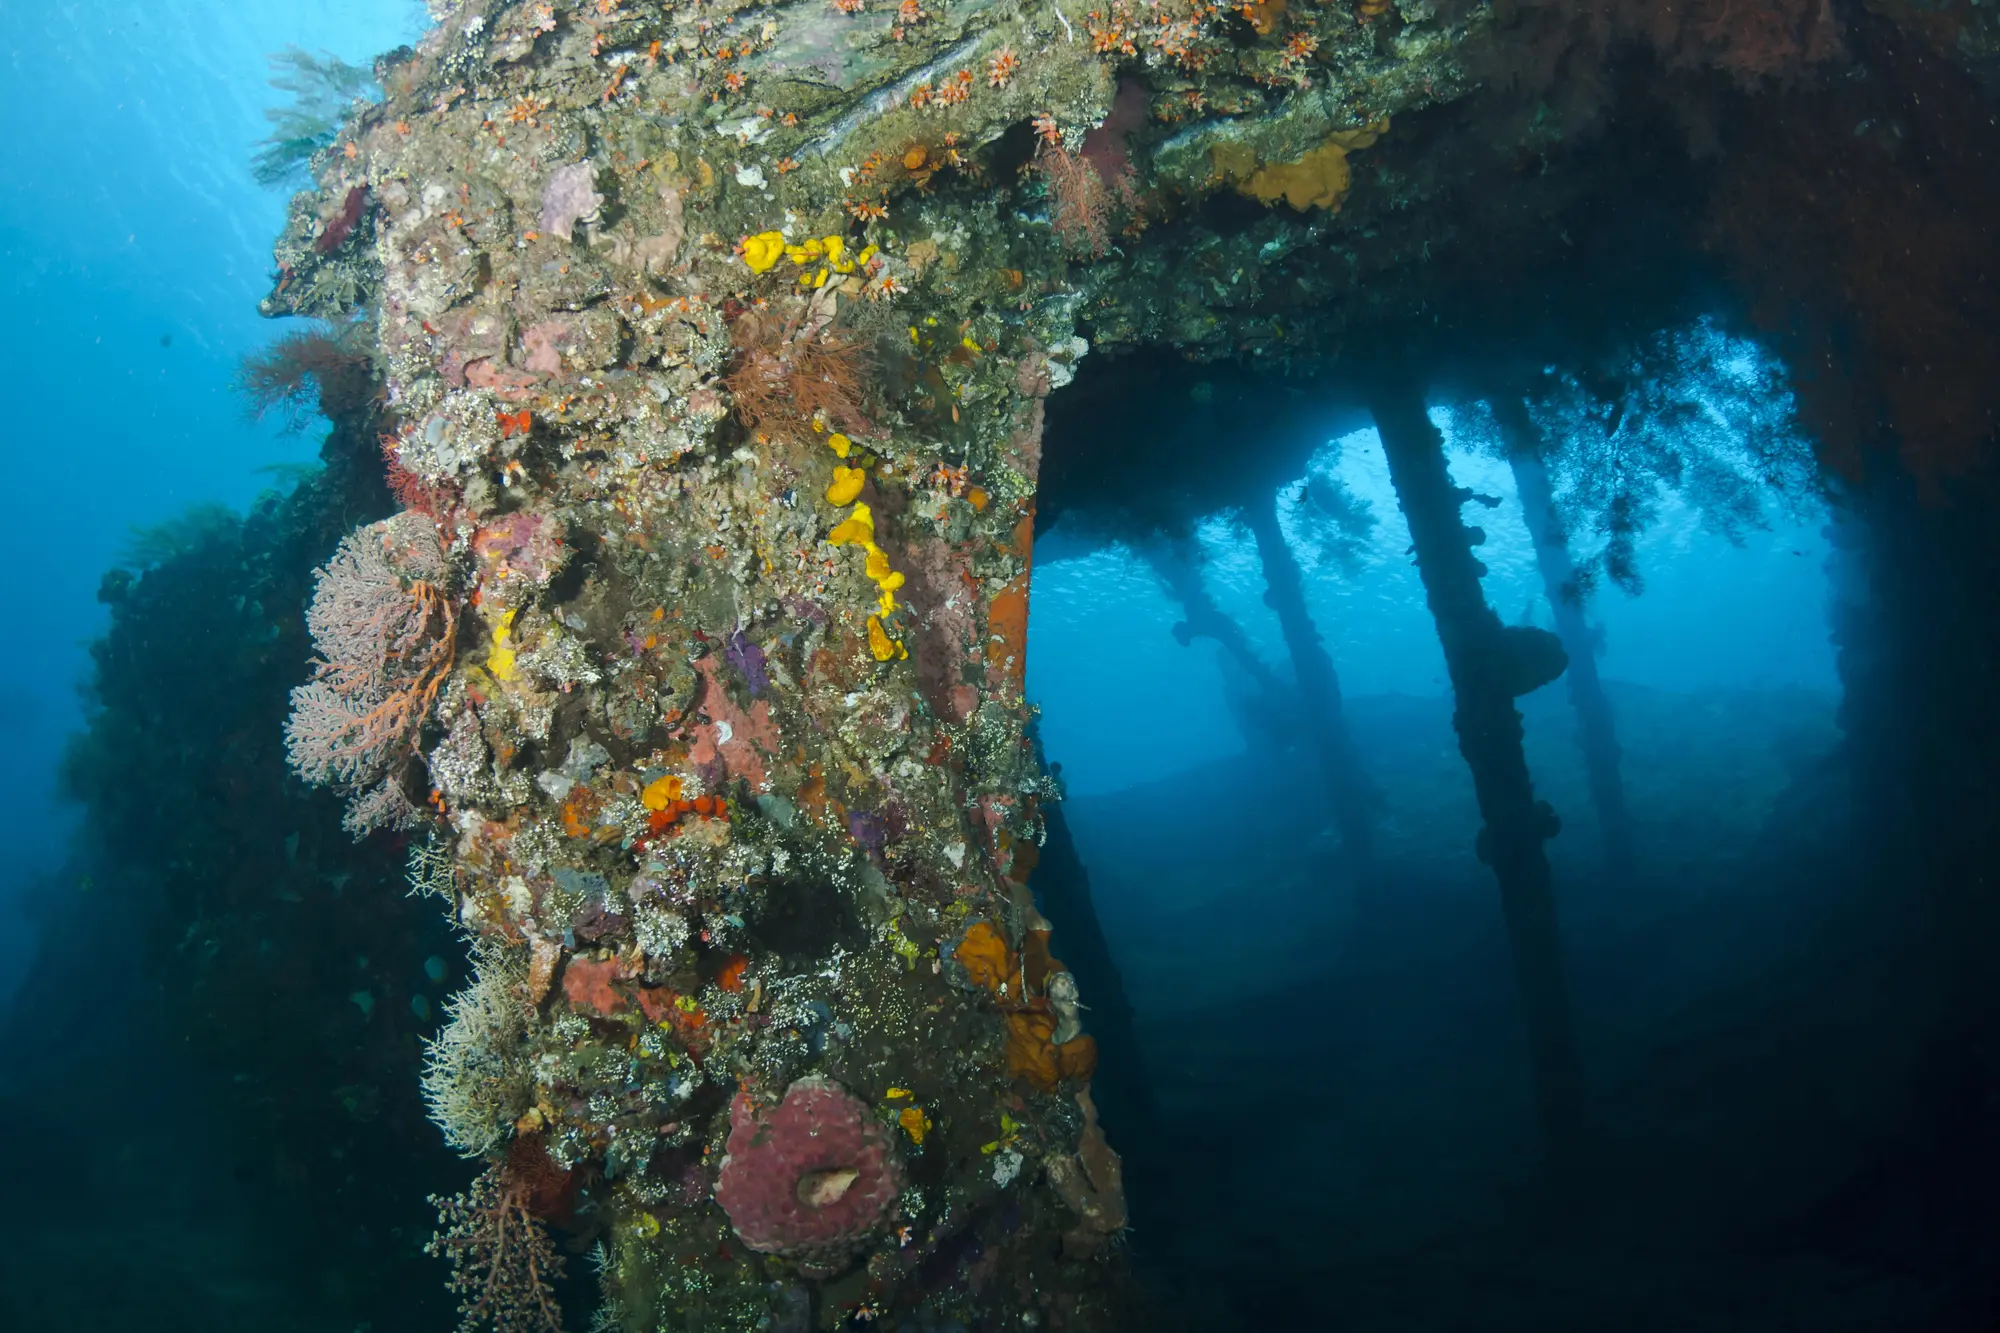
[
  {"x1": 826, "y1": 501, "x2": 908, "y2": 661},
  {"x1": 487, "y1": 608, "x2": 520, "y2": 682},
  {"x1": 826, "y1": 465, "x2": 867, "y2": 506},
  {"x1": 739, "y1": 230, "x2": 786, "y2": 274},
  {"x1": 784, "y1": 235, "x2": 879, "y2": 288}
]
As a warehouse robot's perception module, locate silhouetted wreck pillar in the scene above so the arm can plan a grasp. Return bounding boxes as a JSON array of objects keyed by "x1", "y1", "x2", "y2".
[
  {"x1": 1240, "y1": 488, "x2": 1378, "y2": 878},
  {"x1": 1146, "y1": 534, "x2": 1292, "y2": 706},
  {"x1": 1492, "y1": 395, "x2": 1637, "y2": 882},
  {"x1": 1370, "y1": 373, "x2": 1585, "y2": 1173}
]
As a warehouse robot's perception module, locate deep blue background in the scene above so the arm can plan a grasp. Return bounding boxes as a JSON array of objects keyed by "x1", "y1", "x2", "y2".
[{"x1": 0, "y1": 0, "x2": 424, "y2": 1003}]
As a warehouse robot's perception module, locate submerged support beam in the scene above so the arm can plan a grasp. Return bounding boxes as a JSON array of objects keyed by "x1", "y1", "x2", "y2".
[
  {"x1": 1493, "y1": 395, "x2": 1637, "y2": 882},
  {"x1": 1239, "y1": 491, "x2": 1378, "y2": 878},
  {"x1": 1370, "y1": 374, "x2": 1585, "y2": 1175},
  {"x1": 1145, "y1": 534, "x2": 1306, "y2": 757},
  {"x1": 1146, "y1": 534, "x2": 1290, "y2": 704}
]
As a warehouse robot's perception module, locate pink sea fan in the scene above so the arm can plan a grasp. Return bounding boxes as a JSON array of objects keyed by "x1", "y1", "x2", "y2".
[
  {"x1": 286, "y1": 513, "x2": 456, "y2": 833},
  {"x1": 712, "y1": 1076, "x2": 903, "y2": 1271},
  {"x1": 341, "y1": 777, "x2": 423, "y2": 838},
  {"x1": 540, "y1": 161, "x2": 603, "y2": 242},
  {"x1": 1037, "y1": 85, "x2": 1143, "y2": 259}
]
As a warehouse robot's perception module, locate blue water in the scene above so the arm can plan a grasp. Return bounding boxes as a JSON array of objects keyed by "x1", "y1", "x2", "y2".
[
  {"x1": 1031, "y1": 396, "x2": 1834, "y2": 798},
  {"x1": 0, "y1": 1, "x2": 422, "y2": 999}
]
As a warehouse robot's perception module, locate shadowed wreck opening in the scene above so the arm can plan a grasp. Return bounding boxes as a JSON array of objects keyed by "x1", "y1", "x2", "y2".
[
  {"x1": 1028, "y1": 313, "x2": 1832, "y2": 1324},
  {"x1": 1017, "y1": 27, "x2": 2000, "y2": 1321},
  {"x1": 18, "y1": 0, "x2": 2000, "y2": 1330}
]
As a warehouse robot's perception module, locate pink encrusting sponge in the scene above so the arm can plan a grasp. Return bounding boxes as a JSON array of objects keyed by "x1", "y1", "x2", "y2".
[{"x1": 713, "y1": 1075, "x2": 904, "y2": 1270}]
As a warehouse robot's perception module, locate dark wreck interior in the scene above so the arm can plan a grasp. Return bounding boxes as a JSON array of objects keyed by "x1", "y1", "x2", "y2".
[
  {"x1": 1024, "y1": 26, "x2": 2000, "y2": 1319},
  {"x1": 5, "y1": 4, "x2": 2000, "y2": 1330}
]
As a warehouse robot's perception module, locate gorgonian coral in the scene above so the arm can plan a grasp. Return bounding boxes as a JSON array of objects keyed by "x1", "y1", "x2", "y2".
[
  {"x1": 725, "y1": 291, "x2": 875, "y2": 439},
  {"x1": 237, "y1": 319, "x2": 375, "y2": 427},
  {"x1": 285, "y1": 512, "x2": 457, "y2": 835},
  {"x1": 428, "y1": 1152, "x2": 568, "y2": 1333}
]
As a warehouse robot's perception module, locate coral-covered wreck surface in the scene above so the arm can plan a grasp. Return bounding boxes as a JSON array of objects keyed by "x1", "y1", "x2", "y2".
[
  {"x1": 239, "y1": 0, "x2": 2000, "y2": 1327},
  {"x1": 270, "y1": 1, "x2": 1168, "y2": 1326}
]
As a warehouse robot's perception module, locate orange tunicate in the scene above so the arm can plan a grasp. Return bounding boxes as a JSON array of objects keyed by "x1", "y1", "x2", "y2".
[
  {"x1": 1005, "y1": 1009, "x2": 1058, "y2": 1088},
  {"x1": 717, "y1": 954, "x2": 749, "y2": 991},
  {"x1": 1056, "y1": 1033, "x2": 1098, "y2": 1082},
  {"x1": 954, "y1": 920, "x2": 1014, "y2": 995},
  {"x1": 694, "y1": 794, "x2": 714, "y2": 816},
  {"x1": 1004, "y1": 1010, "x2": 1098, "y2": 1090},
  {"x1": 901, "y1": 145, "x2": 929, "y2": 170}
]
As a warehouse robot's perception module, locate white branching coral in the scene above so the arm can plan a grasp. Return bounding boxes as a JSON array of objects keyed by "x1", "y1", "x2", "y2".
[
  {"x1": 423, "y1": 938, "x2": 534, "y2": 1157},
  {"x1": 408, "y1": 834, "x2": 461, "y2": 902}
]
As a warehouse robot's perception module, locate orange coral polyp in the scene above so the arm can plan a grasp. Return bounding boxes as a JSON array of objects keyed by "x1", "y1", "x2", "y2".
[{"x1": 645, "y1": 793, "x2": 729, "y2": 836}]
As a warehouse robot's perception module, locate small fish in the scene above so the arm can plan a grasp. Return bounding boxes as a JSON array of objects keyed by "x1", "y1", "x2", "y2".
[{"x1": 497, "y1": 409, "x2": 533, "y2": 437}]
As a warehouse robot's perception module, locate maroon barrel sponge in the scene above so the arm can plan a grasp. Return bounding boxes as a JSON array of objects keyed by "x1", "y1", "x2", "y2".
[{"x1": 713, "y1": 1075, "x2": 903, "y2": 1267}]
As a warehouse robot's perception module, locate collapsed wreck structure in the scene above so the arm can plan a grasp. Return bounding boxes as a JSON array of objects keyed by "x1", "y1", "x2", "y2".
[{"x1": 255, "y1": 0, "x2": 2000, "y2": 1326}]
